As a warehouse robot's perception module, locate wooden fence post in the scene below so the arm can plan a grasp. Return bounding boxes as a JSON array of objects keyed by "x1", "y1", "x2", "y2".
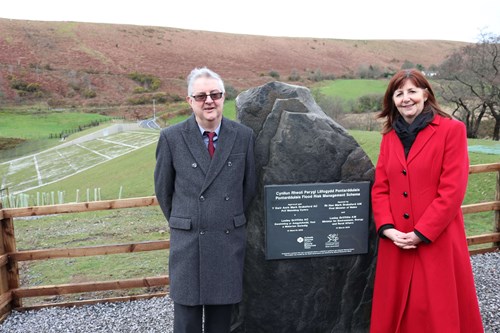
[
  {"x1": 0, "y1": 202, "x2": 9, "y2": 321},
  {"x1": 495, "y1": 170, "x2": 500, "y2": 248},
  {"x1": 0, "y1": 215, "x2": 21, "y2": 312}
]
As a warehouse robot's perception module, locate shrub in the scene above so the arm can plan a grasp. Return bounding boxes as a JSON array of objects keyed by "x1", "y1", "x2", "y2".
[
  {"x1": 308, "y1": 69, "x2": 322, "y2": 82},
  {"x1": 127, "y1": 92, "x2": 182, "y2": 105},
  {"x1": 224, "y1": 84, "x2": 238, "y2": 100},
  {"x1": 268, "y1": 70, "x2": 280, "y2": 79},
  {"x1": 352, "y1": 94, "x2": 383, "y2": 113},
  {"x1": 9, "y1": 77, "x2": 41, "y2": 93},
  {"x1": 357, "y1": 65, "x2": 384, "y2": 79},
  {"x1": 8, "y1": 75, "x2": 43, "y2": 99},
  {"x1": 307, "y1": 69, "x2": 336, "y2": 82},
  {"x1": 83, "y1": 89, "x2": 97, "y2": 98},
  {"x1": 127, "y1": 95, "x2": 150, "y2": 105},
  {"x1": 401, "y1": 60, "x2": 415, "y2": 69},
  {"x1": 133, "y1": 87, "x2": 147, "y2": 94},
  {"x1": 47, "y1": 98, "x2": 66, "y2": 108},
  {"x1": 84, "y1": 68, "x2": 99, "y2": 74},
  {"x1": 312, "y1": 90, "x2": 345, "y2": 121},
  {"x1": 25, "y1": 83, "x2": 41, "y2": 92},
  {"x1": 128, "y1": 72, "x2": 161, "y2": 91},
  {"x1": 288, "y1": 69, "x2": 301, "y2": 81}
]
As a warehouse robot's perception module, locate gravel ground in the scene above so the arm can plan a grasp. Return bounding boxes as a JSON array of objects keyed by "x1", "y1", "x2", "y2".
[
  {"x1": 0, "y1": 297, "x2": 175, "y2": 333},
  {"x1": 0, "y1": 252, "x2": 498, "y2": 333},
  {"x1": 472, "y1": 252, "x2": 500, "y2": 333}
]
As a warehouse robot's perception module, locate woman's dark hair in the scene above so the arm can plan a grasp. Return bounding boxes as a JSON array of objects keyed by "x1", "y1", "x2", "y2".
[{"x1": 378, "y1": 69, "x2": 450, "y2": 133}]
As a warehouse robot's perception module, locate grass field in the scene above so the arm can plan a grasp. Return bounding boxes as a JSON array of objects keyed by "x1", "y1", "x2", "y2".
[
  {"x1": 1, "y1": 130, "x2": 159, "y2": 198},
  {"x1": 315, "y1": 79, "x2": 388, "y2": 101},
  {"x1": 0, "y1": 110, "x2": 114, "y2": 162},
  {"x1": 0, "y1": 109, "x2": 112, "y2": 139}
]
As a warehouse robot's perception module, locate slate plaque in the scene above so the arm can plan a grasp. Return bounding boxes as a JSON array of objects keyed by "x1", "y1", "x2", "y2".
[{"x1": 265, "y1": 182, "x2": 370, "y2": 260}]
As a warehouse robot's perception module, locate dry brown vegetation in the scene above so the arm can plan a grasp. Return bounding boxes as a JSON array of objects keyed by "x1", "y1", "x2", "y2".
[{"x1": 0, "y1": 18, "x2": 467, "y2": 108}]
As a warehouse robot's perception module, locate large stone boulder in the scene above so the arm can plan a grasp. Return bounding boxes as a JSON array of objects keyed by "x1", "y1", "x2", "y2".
[{"x1": 233, "y1": 81, "x2": 377, "y2": 332}]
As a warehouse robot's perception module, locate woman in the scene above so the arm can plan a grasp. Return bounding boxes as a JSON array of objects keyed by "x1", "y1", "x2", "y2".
[{"x1": 370, "y1": 69, "x2": 484, "y2": 332}]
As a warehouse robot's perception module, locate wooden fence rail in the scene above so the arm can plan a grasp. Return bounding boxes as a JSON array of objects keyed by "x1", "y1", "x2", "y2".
[{"x1": 0, "y1": 162, "x2": 498, "y2": 320}]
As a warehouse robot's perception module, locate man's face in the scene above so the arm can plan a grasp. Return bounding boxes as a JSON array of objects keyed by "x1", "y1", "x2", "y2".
[{"x1": 187, "y1": 77, "x2": 224, "y2": 129}]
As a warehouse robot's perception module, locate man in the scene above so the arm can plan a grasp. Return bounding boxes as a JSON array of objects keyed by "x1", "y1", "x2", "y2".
[{"x1": 154, "y1": 67, "x2": 256, "y2": 333}]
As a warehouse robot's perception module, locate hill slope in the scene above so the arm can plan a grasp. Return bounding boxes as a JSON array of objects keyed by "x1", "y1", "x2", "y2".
[{"x1": 0, "y1": 18, "x2": 466, "y2": 107}]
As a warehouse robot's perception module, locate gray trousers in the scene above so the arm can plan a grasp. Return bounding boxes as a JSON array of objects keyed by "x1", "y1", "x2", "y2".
[{"x1": 173, "y1": 303, "x2": 233, "y2": 333}]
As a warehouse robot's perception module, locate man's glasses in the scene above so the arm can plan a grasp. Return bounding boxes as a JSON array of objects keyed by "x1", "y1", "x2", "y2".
[{"x1": 191, "y1": 92, "x2": 224, "y2": 102}]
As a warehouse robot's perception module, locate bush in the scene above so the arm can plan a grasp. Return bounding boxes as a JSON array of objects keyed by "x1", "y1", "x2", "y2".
[
  {"x1": 352, "y1": 94, "x2": 383, "y2": 113},
  {"x1": 25, "y1": 83, "x2": 41, "y2": 92},
  {"x1": 133, "y1": 87, "x2": 147, "y2": 94},
  {"x1": 9, "y1": 76, "x2": 42, "y2": 93},
  {"x1": 312, "y1": 90, "x2": 345, "y2": 121},
  {"x1": 83, "y1": 89, "x2": 97, "y2": 98},
  {"x1": 47, "y1": 98, "x2": 66, "y2": 108},
  {"x1": 268, "y1": 70, "x2": 280, "y2": 79},
  {"x1": 128, "y1": 93, "x2": 182, "y2": 105},
  {"x1": 401, "y1": 60, "x2": 415, "y2": 69},
  {"x1": 357, "y1": 65, "x2": 384, "y2": 79},
  {"x1": 128, "y1": 72, "x2": 161, "y2": 91},
  {"x1": 307, "y1": 69, "x2": 336, "y2": 82},
  {"x1": 308, "y1": 69, "x2": 323, "y2": 82},
  {"x1": 288, "y1": 69, "x2": 301, "y2": 81},
  {"x1": 128, "y1": 95, "x2": 152, "y2": 105},
  {"x1": 224, "y1": 84, "x2": 238, "y2": 100}
]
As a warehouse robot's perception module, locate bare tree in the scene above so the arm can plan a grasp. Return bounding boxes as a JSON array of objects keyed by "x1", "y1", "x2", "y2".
[
  {"x1": 312, "y1": 90, "x2": 345, "y2": 122},
  {"x1": 437, "y1": 32, "x2": 499, "y2": 140}
]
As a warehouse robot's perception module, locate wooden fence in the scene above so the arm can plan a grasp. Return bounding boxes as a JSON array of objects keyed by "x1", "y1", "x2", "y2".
[
  {"x1": 464, "y1": 163, "x2": 500, "y2": 254},
  {"x1": 0, "y1": 162, "x2": 498, "y2": 321}
]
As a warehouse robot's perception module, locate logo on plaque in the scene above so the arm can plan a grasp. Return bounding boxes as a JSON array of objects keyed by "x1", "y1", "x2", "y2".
[{"x1": 325, "y1": 233, "x2": 340, "y2": 248}]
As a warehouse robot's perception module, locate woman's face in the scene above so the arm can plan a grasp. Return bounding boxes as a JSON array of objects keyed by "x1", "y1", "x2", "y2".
[{"x1": 393, "y1": 80, "x2": 428, "y2": 124}]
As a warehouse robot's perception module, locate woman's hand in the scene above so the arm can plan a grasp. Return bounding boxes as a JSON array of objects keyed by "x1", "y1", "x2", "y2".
[{"x1": 383, "y1": 229, "x2": 421, "y2": 249}]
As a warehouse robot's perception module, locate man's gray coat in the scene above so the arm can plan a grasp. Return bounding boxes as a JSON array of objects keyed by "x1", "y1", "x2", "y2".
[{"x1": 154, "y1": 115, "x2": 256, "y2": 306}]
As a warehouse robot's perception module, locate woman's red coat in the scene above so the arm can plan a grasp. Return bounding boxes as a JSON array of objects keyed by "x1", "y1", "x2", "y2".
[{"x1": 370, "y1": 116, "x2": 484, "y2": 332}]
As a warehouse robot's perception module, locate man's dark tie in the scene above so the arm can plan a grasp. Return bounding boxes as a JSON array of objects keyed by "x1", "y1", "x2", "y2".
[{"x1": 206, "y1": 132, "x2": 215, "y2": 158}]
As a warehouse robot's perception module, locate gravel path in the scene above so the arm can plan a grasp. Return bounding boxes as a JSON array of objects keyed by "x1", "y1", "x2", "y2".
[
  {"x1": 0, "y1": 252, "x2": 498, "y2": 333},
  {"x1": 472, "y1": 252, "x2": 500, "y2": 333},
  {"x1": 0, "y1": 297, "x2": 175, "y2": 333}
]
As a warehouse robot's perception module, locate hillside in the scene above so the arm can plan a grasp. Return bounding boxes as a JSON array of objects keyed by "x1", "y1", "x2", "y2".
[{"x1": 0, "y1": 18, "x2": 467, "y2": 109}]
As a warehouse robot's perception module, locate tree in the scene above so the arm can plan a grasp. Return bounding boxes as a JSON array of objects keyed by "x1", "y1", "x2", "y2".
[
  {"x1": 357, "y1": 64, "x2": 384, "y2": 79},
  {"x1": 437, "y1": 32, "x2": 500, "y2": 140},
  {"x1": 401, "y1": 60, "x2": 415, "y2": 69},
  {"x1": 311, "y1": 90, "x2": 345, "y2": 122}
]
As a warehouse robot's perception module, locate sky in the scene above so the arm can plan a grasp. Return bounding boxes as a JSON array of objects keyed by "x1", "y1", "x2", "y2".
[{"x1": 1, "y1": 0, "x2": 499, "y2": 43}]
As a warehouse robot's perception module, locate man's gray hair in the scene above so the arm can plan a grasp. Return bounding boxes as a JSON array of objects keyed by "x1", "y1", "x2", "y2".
[{"x1": 187, "y1": 67, "x2": 225, "y2": 96}]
